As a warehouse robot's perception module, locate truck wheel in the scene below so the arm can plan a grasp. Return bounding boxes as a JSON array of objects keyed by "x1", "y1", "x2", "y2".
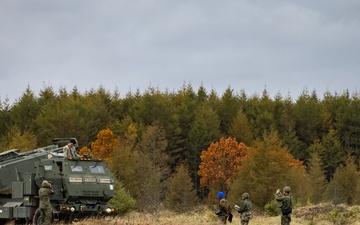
[
  {"x1": 32, "y1": 208, "x2": 43, "y2": 225},
  {"x1": 33, "y1": 208, "x2": 54, "y2": 225},
  {"x1": 64, "y1": 214, "x2": 74, "y2": 224}
]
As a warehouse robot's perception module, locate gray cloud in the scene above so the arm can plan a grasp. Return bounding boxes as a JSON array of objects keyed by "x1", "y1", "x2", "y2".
[{"x1": 0, "y1": 0, "x2": 359, "y2": 103}]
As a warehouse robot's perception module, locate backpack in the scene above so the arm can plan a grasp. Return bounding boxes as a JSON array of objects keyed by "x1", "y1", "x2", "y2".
[
  {"x1": 241, "y1": 211, "x2": 253, "y2": 221},
  {"x1": 281, "y1": 197, "x2": 292, "y2": 215},
  {"x1": 281, "y1": 206, "x2": 292, "y2": 215},
  {"x1": 220, "y1": 199, "x2": 231, "y2": 213}
]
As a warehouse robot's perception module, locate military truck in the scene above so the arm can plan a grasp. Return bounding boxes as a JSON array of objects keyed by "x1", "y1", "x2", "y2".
[{"x1": 0, "y1": 138, "x2": 115, "y2": 224}]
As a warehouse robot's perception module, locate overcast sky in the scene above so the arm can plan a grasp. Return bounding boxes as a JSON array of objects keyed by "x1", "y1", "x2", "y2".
[{"x1": 1, "y1": 0, "x2": 359, "y2": 104}]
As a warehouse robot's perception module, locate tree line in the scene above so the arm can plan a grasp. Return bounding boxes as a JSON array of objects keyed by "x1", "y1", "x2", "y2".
[{"x1": 0, "y1": 84, "x2": 359, "y2": 212}]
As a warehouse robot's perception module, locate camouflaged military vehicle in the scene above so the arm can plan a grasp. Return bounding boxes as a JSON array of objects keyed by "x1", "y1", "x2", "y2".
[{"x1": 0, "y1": 138, "x2": 115, "y2": 224}]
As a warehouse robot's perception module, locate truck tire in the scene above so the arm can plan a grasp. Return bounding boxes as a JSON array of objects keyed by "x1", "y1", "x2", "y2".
[
  {"x1": 32, "y1": 208, "x2": 54, "y2": 225},
  {"x1": 32, "y1": 208, "x2": 43, "y2": 225},
  {"x1": 62, "y1": 214, "x2": 74, "y2": 224}
]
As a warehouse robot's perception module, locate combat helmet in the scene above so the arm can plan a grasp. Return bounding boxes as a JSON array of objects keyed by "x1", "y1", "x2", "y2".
[
  {"x1": 242, "y1": 192, "x2": 249, "y2": 199},
  {"x1": 217, "y1": 191, "x2": 225, "y2": 199},
  {"x1": 42, "y1": 180, "x2": 51, "y2": 188},
  {"x1": 283, "y1": 186, "x2": 291, "y2": 193}
]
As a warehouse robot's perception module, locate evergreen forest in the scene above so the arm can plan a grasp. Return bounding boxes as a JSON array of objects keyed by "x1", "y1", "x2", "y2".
[{"x1": 1, "y1": 84, "x2": 360, "y2": 213}]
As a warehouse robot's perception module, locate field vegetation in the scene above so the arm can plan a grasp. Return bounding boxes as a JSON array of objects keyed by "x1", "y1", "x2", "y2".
[{"x1": 6, "y1": 204, "x2": 357, "y2": 225}]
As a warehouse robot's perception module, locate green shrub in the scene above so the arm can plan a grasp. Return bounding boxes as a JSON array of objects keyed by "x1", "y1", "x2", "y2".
[
  {"x1": 326, "y1": 207, "x2": 359, "y2": 225},
  {"x1": 107, "y1": 182, "x2": 136, "y2": 215},
  {"x1": 264, "y1": 200, "x2": 280, "y2": 216}
]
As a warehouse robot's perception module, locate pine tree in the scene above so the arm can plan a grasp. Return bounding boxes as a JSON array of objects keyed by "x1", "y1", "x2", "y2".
[
  {"x1": 229, "y1": 131, "x2": 310, "y2": 208},
  {"x1": 108, "y1": 122, "x2": 139, "y2": 198},
  {"x1": 165, "y1": 163, "x2": 198, "y2": 213},
  {"x1": 138, "y1": 122, "x2": 170, "y2": 203},
  {"x1": 324, "y1": 154, "x2": 360, "y2": 205},
  {"x1": 0, "y1": 99, "x2": 12, "y2": 145},
  {"x1": 11, "y1": 86, "x2": 40, "y2": 134},
  {"x1": 6, "y1": 126, "x2": 37, "y2": 152},
  {"x1": 217, "y1": 87, "x2": 240, "y2": 134},
  {"x1": 320, "y1": 129, "x2": 345, "y2": 181},
  {"x1": 188, "y1": 102, "x2": 222, "y2": 195},
  {"x1": 307, "y1": 150, "x2": 327, "y2": 204},
  {"x1": 229, "y1": 107, "x2": 254, "y2": 146},
  {"x1": 138, "y1": 122, "x2": 169, "y2": 178}
]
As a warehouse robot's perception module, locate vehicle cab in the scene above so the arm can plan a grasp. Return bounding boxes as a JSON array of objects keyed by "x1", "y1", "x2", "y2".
[{"x1": 34, "y1": 154, "x2": 115, "y2": 217}]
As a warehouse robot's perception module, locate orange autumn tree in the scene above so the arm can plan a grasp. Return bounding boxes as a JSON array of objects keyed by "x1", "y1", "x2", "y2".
[
  {"x1": 198, "y1": 137, "x2": 248, "y2": 195},
  {"x1": 78, "y1": 146, "x2": 91, "y2": 155},
  {"x1": 90, "y1": 128, "x2": 118, "y2": 162}
]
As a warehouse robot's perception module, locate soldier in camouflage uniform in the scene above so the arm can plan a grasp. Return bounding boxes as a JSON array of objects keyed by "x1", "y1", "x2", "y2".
[
  {"x1": 38, "y1": 180, "x2": 54, "y2": 225},
  {"x1": 215, "y1": 192, "x2": 232, "y2": 224},
  {"x1": 275, "y1": 186, "x2": 292, "y2": 225},
  {"x1": 235, "y1": 192, "x2": 253, "y2": 225}
]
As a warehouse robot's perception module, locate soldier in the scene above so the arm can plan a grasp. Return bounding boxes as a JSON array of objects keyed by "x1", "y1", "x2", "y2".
[
  {"x1": 38, "y1": 180, "x2": 54, "y2": 225},
  {"x1": 215, "y1": 191, "x2": 232, "y2": 224},
  {"x1": 275, "y1": 186, "x2": 292, "y2": 225},
  {"x1": 63, "y1": 139, "x2": 80, "y2": 158},
  {"x1": 235, "y1": 192, "x2": 253, "y2": 225}
]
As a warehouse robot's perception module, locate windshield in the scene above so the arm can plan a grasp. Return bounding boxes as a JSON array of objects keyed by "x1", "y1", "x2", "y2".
[
  {"x1": 70, "y1": 165, "x2": 83, "y2": 172},
  {"x1": 89, "y1": 165, "x2": 105, "y2": 173},
  {"x1": 44, "y1": 165, "x2": 53, "y2": 171}
]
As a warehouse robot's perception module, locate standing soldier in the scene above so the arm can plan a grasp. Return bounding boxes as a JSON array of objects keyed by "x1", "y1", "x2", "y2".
[
  {"x1": 235, "y1": 192, "x2": 253, "y2": 225},
  {"x1": 38, "y1": 180, "x2": 54, "y2": 225},
  {"x1": 275, "y1": 186, "x2": 292, "y2": 225},
  {"x1": 63, "y1": 139, "x2": 80, "y2": 158},
  {"x1": 215, "y1": 191, "x2": 232, "y2": 224}
]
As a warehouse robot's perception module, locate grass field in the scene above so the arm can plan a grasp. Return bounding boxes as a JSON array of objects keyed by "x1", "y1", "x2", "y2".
[
  {"x1": 59, "y1": 205, "x2": 360, "y2": 225},
  {"x1": 54, "y1": 210, "x2": 360, "y2": 225},
  {"x1": 5, "y1": 204, "x2": 360, "y2": 225}
]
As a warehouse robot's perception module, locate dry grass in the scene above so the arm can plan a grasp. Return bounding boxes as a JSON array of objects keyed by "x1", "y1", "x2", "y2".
[
  {"x1": 6, "y1": 204, "x2": 360, "y2": 225},
  {"x1": 71, "y1": 204, "x2": 360, "y2": 225},
  {"x1": 56, "y1": 212, "x2": 336, "y2": 225},
  {"x1": 71, "y1": 214, "x2": 298, "y2": 225},
  {"x1": 58, "y1": 204, "x2": 360, "y2": 225}
]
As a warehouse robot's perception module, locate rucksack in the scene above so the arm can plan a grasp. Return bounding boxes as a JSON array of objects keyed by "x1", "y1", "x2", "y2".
[
  {"x1": 281, "y1": 197, "x2": 292, "y2": 215},
  {"x1": 241, "y1": 211, "x2": 253, "y2": 221},
  {"x1": 281, "y1": 206, "x2": 292, "y2": 215}
]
